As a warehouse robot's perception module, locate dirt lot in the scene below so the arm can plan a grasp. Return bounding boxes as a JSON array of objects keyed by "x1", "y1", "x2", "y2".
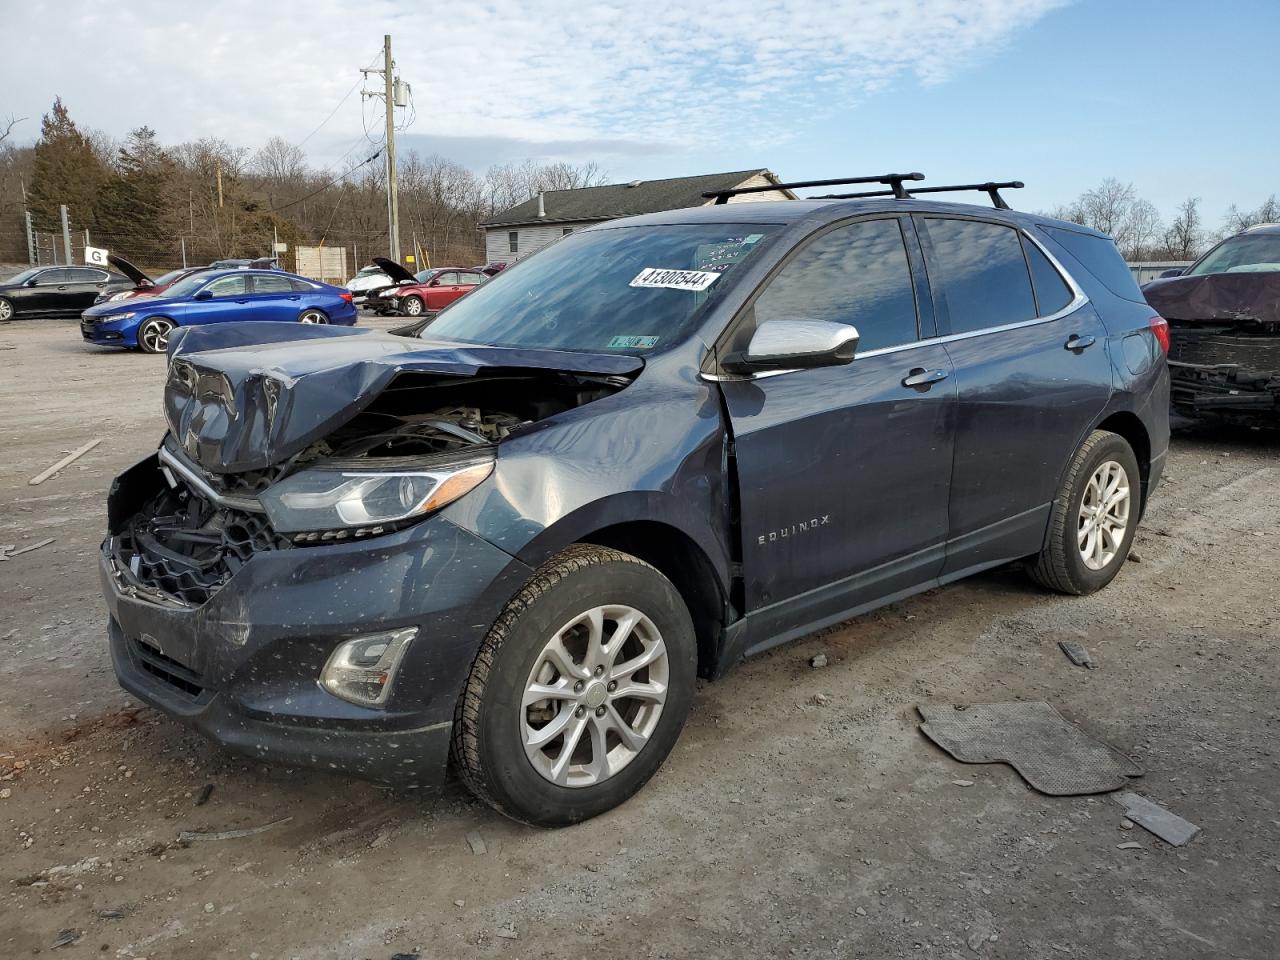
[{"x1": 1, "y1": 316, "x2": 1277, "y2": 959}]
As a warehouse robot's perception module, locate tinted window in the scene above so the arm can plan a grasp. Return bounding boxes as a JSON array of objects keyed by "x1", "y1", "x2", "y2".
[
  {"x1": 1042, "y1": 226, "x2": 1145, "y2": 302},
  {"x1": 754, "y1": 218, "x2": 918, "y2": 352},
  {"x1": 251, "y1": 274, "x2": 294, "y2": 294},
  {"x1": 288, "y1": 278, "x2": 314, "y2": 292},
  {"x1": 206, "y1": 275, "x2": 248, "y2": 298},
  {"x1": 425, "y1": 223, "x2": 779, "y2": 354},
  {"x1": 1024, "y1": 240, "x2": 1074, "y2": 316},
  {"x1": 920, "y1": 218, "x2": 1035, "y2": 334},
  {"x1": 36, "y1": 269, "x2": 68, "y2": 284},
  {"x1": 68, "y1": 268, "x2": 106, "y2": 282}
]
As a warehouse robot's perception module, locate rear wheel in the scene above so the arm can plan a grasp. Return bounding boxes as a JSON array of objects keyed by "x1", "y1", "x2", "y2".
[
  {"x1": 1029, "y1": 430, "x2": 1140, "y2": 595},
  {"x1": 0, "y1": 297, "x2": 13, "y2": 322},
  {"x1": 136, "y1": 317, "x2": 174, "y2": 354},
  {"x1": 299, "y1": 309, "x2": 328, "y2": 324},
  {"x1": 452, "y1": 545, "x2": 697, "y2": 826},
  {"x1": 401, "y1": 295, "x2": 424, "y2": 316}
]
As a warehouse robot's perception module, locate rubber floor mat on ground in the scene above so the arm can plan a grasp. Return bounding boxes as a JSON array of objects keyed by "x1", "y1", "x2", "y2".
[{"x1": 917, "y1": 702, "x2": 1141, "y2": 796}]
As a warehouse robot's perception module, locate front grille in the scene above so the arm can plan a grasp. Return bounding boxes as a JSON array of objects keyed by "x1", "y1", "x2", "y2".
[
  {"x1": 1168, "y1": 331, "x2": 1280, "y2": 374},
  {"x1": 115, "y1": 471, "x2": 290, "y2": 607}
]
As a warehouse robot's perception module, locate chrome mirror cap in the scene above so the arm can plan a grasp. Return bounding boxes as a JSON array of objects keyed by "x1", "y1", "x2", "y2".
[{"x1": 724, "y1": 319, "x2": 860, "y2": 374}]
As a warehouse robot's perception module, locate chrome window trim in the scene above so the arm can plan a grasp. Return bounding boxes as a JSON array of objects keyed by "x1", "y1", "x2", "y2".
[
  {"x1": 158, "y1": 445, "x2": 265, "y2": 513},
  {"x1": 702, "y1": 225, "x2": 1090, "y2": 381}
]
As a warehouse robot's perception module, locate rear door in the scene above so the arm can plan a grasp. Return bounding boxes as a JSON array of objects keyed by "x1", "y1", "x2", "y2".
[
  {"x1": 64, "y1": 267, "x2": 110, "y2": 310},
  {"x1": 719, "y1": 216, "x2": 956, "y2": 626},
  {"x1": 913, "y1": 215, "x2": 1113, "y2": 576},
  {"x1": 246, "y1": 272, "x2": 301, "y2": 321}
]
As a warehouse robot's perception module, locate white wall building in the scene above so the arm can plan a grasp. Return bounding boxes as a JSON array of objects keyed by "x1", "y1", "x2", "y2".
[{"x1": 481, "y1": 170, "x2": 792, "y2": 266}]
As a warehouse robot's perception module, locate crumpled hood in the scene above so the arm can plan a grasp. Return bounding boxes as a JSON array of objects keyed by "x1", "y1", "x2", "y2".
[
  {"x1": 1143, "y1": 271, "x2": 1280, "y2": 325},
  {"x1": 164, "y1": 322, "x2": 642, "y2": 474}
]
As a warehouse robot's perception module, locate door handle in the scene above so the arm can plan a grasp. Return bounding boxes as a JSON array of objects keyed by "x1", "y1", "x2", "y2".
[
  {"x1": 235, "y1": 299, "x2": 249, "y2": 304},
  {"x1": 288, "y1": 296, "x2": 300, "y2": 301},
  {"x1": 1065, "y1": 334, "x2": 1097, "y2": 353},
  {"x1": 902, "y1": 367, "x2": 949, "y2": 389}
]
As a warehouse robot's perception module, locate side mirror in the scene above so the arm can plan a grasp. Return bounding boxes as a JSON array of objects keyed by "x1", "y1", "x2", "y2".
[
  {"x1": 722, "y1": 319, "x2": 860, "y2": 374},
  {"x1": 193, "y1": 289, "x2": 213, "y2": 301},
  {"x1": 1159, "y1": 268, "x2": 1184, "y2": 279},
  {"x1": 429, "y1": 279, "x2": 441, "y2": 287},
  {"x1": 26, "y1": 278, "x2": 39, "y2": 287}
]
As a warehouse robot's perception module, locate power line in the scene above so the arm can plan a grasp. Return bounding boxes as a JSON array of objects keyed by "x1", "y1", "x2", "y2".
[
  {"x1": 296, "y1": 49, "x2": 382, "y2": 149},
  {"x1": 268, "y1": 149, "x2": 382, "y2": 213}
]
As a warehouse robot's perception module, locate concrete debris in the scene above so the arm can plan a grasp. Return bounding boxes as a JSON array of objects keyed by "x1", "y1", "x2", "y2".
[
  {"x1": 1115, "y1": 791, "x2": 1202, "y2": 847},
  {"x1": 495, "y1": 927, "x2": 518, "y2": 940},
  {"x1": 178, "y1": 817, "x2": 292, "y2": 844},
  {"x1": 51, "y1": 929, "x2": 81, "y2": 948},
  {"x1": 1058, "y1": 640, "x2": 1095, "y2": 668},
  {"x1": 98, "y1": 909, "x2": 125, "y2": 920},
  {"x1": 810, "y1": 653, "x2": 828, "y2": 668},
  {"x1": 465, "y1": 830, "x2": 487, "y2": 855},
  {"x1": 951, "y1": 779, "x2": 975, "y2": 787},
  {"x1": 1116, "y1": 841, "x2": 1143, "y2": 850},
  {"x1": 0, "y1": 537, "x2": 55, "y2": 561},
  {"x1": 28, "y1": 438, "x2": 102, "y2": 486}
]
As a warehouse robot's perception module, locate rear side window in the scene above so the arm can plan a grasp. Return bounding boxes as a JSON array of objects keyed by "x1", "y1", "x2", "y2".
[
  {"x1": 1042, "y1": 226, "x2": 1145, "y2": 302},
  {"x1": 918, "y1": 218, "x2": 1036, "y2": 335},
  {"x1": 251, "y1": 274, "x2": 293, "y2": 294},
  {"x1": 1024, "y1": 240, "x2": 1074, "y2": 316},
  {"x1": 289, "y1": 278, "x2": 314, "y2": 292},
  {"x1": 754, "y1": 217, "x2": 918, "y2": 352}
]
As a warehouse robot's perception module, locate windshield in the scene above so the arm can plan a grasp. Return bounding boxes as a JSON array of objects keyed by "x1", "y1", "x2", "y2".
[
  {"x1": 420, "y1": 224, "x2": 778, "y2": 353},
  {"x1": 161, "y1": 272, "x2": 215, "y2": 299},
  {"x1": 152, "y1": 269, "x2": 187, "y2": 286},
  {"x1": 413, "y1": 269, "x2": 437, "y2": 283},
  {"x1": 355, "y1": 267, "x2": 384, "y2": 278},
  {"x1": 6, "y1": 268, "x2": 41, "y2": 284},
  {"x1": 1187, "y1": 233, "x2": 1280, "y2": 276}
]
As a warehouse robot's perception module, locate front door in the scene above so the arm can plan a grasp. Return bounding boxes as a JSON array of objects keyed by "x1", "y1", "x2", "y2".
[
  {"x1": 719, "y1": 216, "x2": 956, "y2": 633},
  {"x1": 24, "y1": 268, "x2": 69, "y2": 315},
  {"x1": 425, "y1": 272, "x2": 460, "y2": 310},
  {"x1": 183, "y1": 273, "x2": 250, "y2": 326},
  {"x1": 912, "y1": 216, "x2": 1114, "y2": 576}
]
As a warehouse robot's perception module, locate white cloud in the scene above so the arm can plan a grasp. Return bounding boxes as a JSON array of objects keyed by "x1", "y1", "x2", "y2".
[{"x1": 0, "y1": 0, "x2": 1068, "y2": 165}]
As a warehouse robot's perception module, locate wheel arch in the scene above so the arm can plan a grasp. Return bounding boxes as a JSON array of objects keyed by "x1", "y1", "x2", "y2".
[
  {"x1": 1093, "y1": 410, "x2": 1152, "y2": 512},
  {"x1": 577, "y1": 520, "x2": 728, "y2": 679}
]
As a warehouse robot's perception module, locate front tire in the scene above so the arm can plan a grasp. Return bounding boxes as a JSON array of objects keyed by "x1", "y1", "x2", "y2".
[
  {"x1": 401, "y1": 295, "x2": 424, "y2": 317},
  {"x1": 452, "y1": 545, "x2": 697, "y2": 826},
  {"x1": 0, "y1": 297, "x2": 13, "y2": 322},
  {"x1": 136, "y1": 317, "x2": 175, "y2": 354},
  {"x1": 1029, "y1": 430, "x2": 1141, "y2": 595}
]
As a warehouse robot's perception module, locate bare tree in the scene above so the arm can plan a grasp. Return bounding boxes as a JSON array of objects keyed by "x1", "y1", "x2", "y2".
[
  {"x1": 1123, "y1": 198, "x2": 1163, "y2": 260},
  {"x1": 0, "y1": 115, "x2": 25, "y2": 148},
  {"x1": 1164, "y1": 197, "x2": 1202, "y2": 259},
  {"x1": 253, "y1": 136, "x2": 307, "y2": 183},
  {"x1": 1222, "y1": 194, "x2": 1280, "y2": 234}
]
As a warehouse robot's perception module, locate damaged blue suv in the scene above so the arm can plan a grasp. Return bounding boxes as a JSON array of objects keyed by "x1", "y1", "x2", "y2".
[{"x1": 102, "y1": 174, "x2": 1170, "y2": 826}]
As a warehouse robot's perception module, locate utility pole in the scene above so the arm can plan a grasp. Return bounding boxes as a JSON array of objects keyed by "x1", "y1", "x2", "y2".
[
  {"x1": 60, "y1": 204, "x2": 72, "y2": 265},
  {"x1": 24, "y1": 211, "x2": 35, "y2": 265},
  {"x1": 363, "y1": 35, "x2": 405, "y2": 263},
  {"x1": 216, "y1": 163, "x2": 224, "y2": 208}
]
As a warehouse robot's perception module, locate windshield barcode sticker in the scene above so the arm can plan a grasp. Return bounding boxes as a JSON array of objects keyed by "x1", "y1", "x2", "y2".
[{"x1": 629, "y1": 268, "x2": 722, "y2": 292}]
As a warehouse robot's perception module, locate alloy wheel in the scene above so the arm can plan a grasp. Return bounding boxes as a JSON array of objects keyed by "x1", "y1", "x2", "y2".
[
  {"x1": 403, "y1": 297, "x2": 423, "y2": 316},
  {"x1": 139, "y1": 318, "x2": 174, "y2": 353},
  {"x1": 522, "y1": 604, "x2": 669, "y2": 787},
  {"x1": 299, "y1": 310, "x2": 327, "y2": 324},
  {"x1": 1077, "y1": 459, "x2": 1130, "y2": 570},
  {"x1": 0, "y1": 298, "x2": 12, "y2": 322}
]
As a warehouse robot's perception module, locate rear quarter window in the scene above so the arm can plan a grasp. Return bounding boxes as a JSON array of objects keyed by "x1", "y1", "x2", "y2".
[{"x1": 1041, "y1": 226, "x2": 1145, "y2": 302}]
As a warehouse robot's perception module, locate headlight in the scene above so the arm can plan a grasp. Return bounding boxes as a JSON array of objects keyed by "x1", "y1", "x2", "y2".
[
  {"x1": 259, "y1": 456, "x2": 494, "y2": 539},
  {"x1": 108, "y1": 291, "x2": 133, "y2": 302},
  {"x1": 108, "y1": 312, "x2": 136, "y2": 321}
]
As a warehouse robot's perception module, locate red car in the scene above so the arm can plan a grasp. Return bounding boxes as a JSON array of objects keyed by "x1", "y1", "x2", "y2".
[
  {"x1": 94, "y1": 255, "x2": 212, "y2": 305},
  {"x1": 367, "y1": 258, "x2": 487, "y2": 316}
]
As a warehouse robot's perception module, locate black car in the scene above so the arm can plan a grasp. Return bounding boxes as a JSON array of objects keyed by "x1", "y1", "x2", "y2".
[
  {"x1": 101, "y1": 173, "x2": 1170, "y2": 826},
  {"x1": 0, "y1": 265, "x2": 133, "y2": 321},
  {"x1": 1142, "y1": 223, "x2": 1280, "y2": 424}
]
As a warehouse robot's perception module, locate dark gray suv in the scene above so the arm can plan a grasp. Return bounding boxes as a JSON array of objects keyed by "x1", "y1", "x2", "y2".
[{"x1": 101, "y1": 174, "x2": 1170, "y2": 825}]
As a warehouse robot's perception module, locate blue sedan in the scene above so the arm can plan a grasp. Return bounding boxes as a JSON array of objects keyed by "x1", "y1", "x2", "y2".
[{"x1": 80, "y1": 269, "x2": 358, "y2": 353}]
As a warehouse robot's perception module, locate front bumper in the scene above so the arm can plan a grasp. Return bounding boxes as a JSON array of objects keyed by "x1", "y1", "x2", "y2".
[
  {"x1": 102, "y1": 454, "x2": 532, "y2": 788},
  {"x1": 1169, "y1": 361, "x2": 1280, "y2": 421},
  {"x1": 81, "y1": 315, "x2": 134, "y2": 345}
]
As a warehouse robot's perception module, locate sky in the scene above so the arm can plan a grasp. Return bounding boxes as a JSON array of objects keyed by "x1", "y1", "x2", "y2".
[{"x1": 1, "y1": 0, "x2": 1276, "y2": 224}]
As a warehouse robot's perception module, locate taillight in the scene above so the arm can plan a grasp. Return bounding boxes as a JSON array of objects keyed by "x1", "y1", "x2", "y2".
[
  {"x1": 1149, "y1": 316, "x2": 1170, "y2": 354},
  {"x1": 340, "y1": 291, "x2": 354, "y2": 303}
]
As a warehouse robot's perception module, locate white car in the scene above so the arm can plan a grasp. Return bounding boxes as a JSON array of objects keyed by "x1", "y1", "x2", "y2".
[{"x1": 345, "y1": 265, "x2": 393, "y2": 304}]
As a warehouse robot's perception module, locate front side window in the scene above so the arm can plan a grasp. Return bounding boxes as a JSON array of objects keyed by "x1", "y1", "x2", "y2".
[
  {"x1": 753, "y1": 217, "x2": 919, "y2": 353},
  {"x1": 424, "y1": 223, "x2": 779, "y2": 354},
  {"x1": 1186, "y1": 233, "x2": 1280, "y2": 276},
  {"x1": 919, "y1": 218, "x2": 1036, "y2": 335},
  {"x1": 508, "y1": 232, "x2": 519, "y2": 253},
  {"x1": 436, "y1": 272, "x2": 459, "y2": 285},
  {"x1": 206, "y1": 275, "x2": 248, "y2": 298},
  {"x1": 36, "y1": 269, "x2": 68, "y2": 285}
]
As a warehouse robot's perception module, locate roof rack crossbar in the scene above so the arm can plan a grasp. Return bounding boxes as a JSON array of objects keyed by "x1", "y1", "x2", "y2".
[
  {"x1": 703, "y1": 172, "x2": 925, "y2": 205},
  {"x1": 812, "y1": 180, "x2": 1025, "y2": 210}
]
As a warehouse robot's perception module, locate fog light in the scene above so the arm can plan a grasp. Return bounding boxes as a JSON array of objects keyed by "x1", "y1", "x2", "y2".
[{"x1": 319, "y1": 627, "x2": 417, "y2": 706}]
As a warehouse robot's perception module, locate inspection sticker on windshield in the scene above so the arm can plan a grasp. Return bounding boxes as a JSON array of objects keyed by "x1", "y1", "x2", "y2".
[
  {"x1": 629, "y1": 267, "x2": 722, "y2": 292},
  {"x1": 608, "y1": 335, "x2": 660, "y2": 349}
]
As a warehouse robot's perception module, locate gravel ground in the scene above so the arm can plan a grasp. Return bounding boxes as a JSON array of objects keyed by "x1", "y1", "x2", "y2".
[{"x1": 1, "y1": 315, "x2": 1277, "y2": 959}]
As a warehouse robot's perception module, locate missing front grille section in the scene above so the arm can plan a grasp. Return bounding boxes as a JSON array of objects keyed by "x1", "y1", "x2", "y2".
[
  {"x1": 115, "y1": 478, "x2": 290, "y2": 607},
  {"x1": 132, "y1": 639, "x2": 206, "y2": 698}
]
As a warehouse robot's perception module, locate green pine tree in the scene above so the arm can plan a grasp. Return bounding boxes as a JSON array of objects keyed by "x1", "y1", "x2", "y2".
[{"x1": 27, "y1": 97, "x2": 107, "y2": 233}]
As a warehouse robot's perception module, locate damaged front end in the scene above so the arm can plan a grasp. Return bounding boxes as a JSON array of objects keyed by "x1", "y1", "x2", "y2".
[
  {"x1": 1143, "y1": 272, "x2": 1280, "y2": 424},
  {"x1": 109, "y1": 322, "x2": 641, "y2": 609}
]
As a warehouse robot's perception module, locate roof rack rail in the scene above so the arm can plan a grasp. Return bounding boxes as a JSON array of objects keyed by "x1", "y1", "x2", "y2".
[
  {"x1": 812, "y1": 180, "x2": 1025, "y2": 210},
  {"x1": 703, "y1": 172, "x2": 924, "y2": 205}
]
